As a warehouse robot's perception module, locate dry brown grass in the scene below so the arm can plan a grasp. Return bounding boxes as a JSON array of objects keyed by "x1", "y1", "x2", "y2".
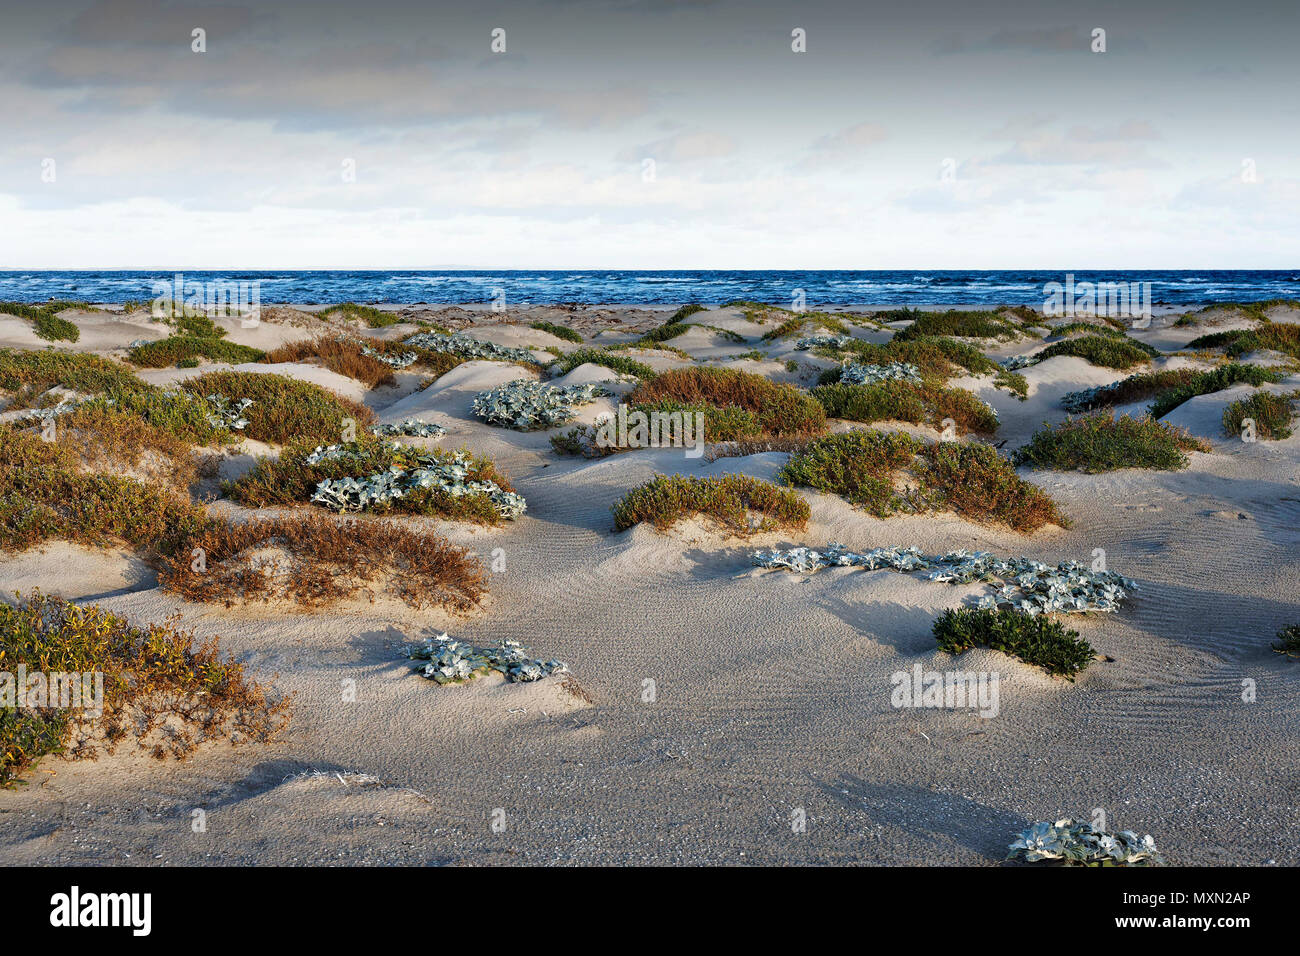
[
  {"x1": 43, "y1": 405, "x2": 207, "y2": 491},
  {"x1": 0, "y1": 424, "x2": 212, "y2": 558},
  {"x1": 263, "y1": 336, "x2": 396, "y2": 388},
  {"x1": 159, "y1": 512, "x2": 488, "y2": 611}
]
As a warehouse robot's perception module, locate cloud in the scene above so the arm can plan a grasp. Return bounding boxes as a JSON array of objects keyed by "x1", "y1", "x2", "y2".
[{"x1": 618, "y1": 129, "x2": 736, "y2": 164}]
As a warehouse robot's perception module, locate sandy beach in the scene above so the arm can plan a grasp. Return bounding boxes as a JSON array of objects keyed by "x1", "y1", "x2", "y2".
[{"x1": 1, "y1": 300, "x2": 1297, "y2": 866}]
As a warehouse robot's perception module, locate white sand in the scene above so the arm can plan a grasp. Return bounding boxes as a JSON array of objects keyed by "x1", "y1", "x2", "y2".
[{"x1": 1, "y1": 303, "x2": 1298, "y2": 866}]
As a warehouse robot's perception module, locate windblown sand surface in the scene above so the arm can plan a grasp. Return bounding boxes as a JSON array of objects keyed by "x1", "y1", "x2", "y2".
[{"x1": 2, "y1": 302, "x2": 1298, "y2": 865}]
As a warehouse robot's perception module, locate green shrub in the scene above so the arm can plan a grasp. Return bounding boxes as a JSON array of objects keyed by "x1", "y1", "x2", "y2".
[
  {"x1": 530, "y1": 321, "x2": 583, "y2": 343},
  {"x1": 779, "y1": 430, "x2": 1065, "y2": 531},
  {"x1": 818, "y1": 335, "x2": 1028, "y2": 398},
  {"x1": 1049, "y1": 321, "x2": 1128, "y2": 339},
  {"x1": 1147, "y1": 363, "x2": 1284, "y2": 418},
  {"x1": 319, "y1": 302, "x2": 400, "y2": 328},
  {"x1": 0, "y1": 301, "x2": 93, "y2": 343},
  {"x1": 553, "y1": 347, "x2": 657, "y2": 380},
  {"x1": 127, "y1": 335, "x2": 266, "y2": 368},
  {"x1": 891, "y1": 309, "x2": 1022, "y2": 341},
  {"x1": 33, "y1": 313, "x2": 80, "y2": 342},
  {"x1": 1222, "y1": 391, "x2": 1296, "y2": 440},
  {"x1": 668, "y1": 303, "x2": 706, "y2": 323},
  {"x1": 760, "y1": 313, "x2": 849, "y2": 341},
  {"x1": 779, "y1": 429, "x2": 918, "y2": 517},
  {"x1": 174, "y1": 314, "x2": 228, "y2": 338},
  {"x1": 90, "y1": 388, "x2": 233, "y2": 445},
  {"x1": 0, "y1": 426, "x2": 213, "y2": 558},
  {"x1": 1067, "y1": 364, "x2": 1283, "y2": 416},
  {"x1": 1187, "y1": 323, "x2": 1300, "y2": 360},
  {"x1": 934, "y1": 608, "x2": 1095, "y2": 679},
  {"x1": 629, "y1": 400, "x2": 761, "y2": 441},
  {"x1": 0, "y1": 593, "x2": 287, "y2": 786},
  {"x1": 1273, "y1": 624, "x2": 1300, "y2": 660},
  {"x1": 628, "y1": 366, "x2": 826, "y2": 436},
  {"x1": 611, "y1": 473, "x2": 809, "y2": 534},
  {"x1": 178, "y1": 371, "x2": 375, "y2": 444},
  {"x1": 812, "y1": 380, "x2": 999, "y2": 435},
  {"x1": 0, "y1": 348, "x2": 145, "y2": 403},
  {"x1": 1015, "y1": 414, "x2": 1208, "y2": 473},
  {"x1": 1032, "y1": 334, "x2": 1158, "y2": 369}
]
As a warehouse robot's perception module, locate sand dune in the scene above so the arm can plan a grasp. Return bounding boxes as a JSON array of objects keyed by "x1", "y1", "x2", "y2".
[{"x1": 2, "y1": 302, "x2": 1298, "y2": 866}]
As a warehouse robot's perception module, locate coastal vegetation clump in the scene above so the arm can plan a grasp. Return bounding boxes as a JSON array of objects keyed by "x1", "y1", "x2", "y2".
[
  {"x1": 0, "y1": 300, "x2": 93, "y2": 343},
  {"x1": 1147, "y1": 364, "x2": 1285, "y2": 418},
  {"x1": 816, "y1": 335, "x2": 1029, "y2": 398},
  {"x1": 127, "y1": 335, "x2": 265, "y2": 368},
  {"x1": 405, "y1": 330, "x2": 541, "y2": 364},
  {"x1": 1030, "y1": 334, "x2": 1158, "y2": 370},
  {"x1": 471, "y1": 379, "x2": 606, "y2": 430},
  {"x1": 0, "y1": 348, "x2": 145, "y2": 402},
  {"x1": 1048, "y1": 321, "x2": 1129, "y2": 339},
  {"x1": 933, "y1": 607, "x2": 1095, "y2": 679},
  {"x1": 889, "y1": 308, "x2": 1024, "y2": 342},
  {"x1": 1007, "y1": 819, "x2": 1162, "y2": 866},
  {"x1": 530, "y1": 321, "x2": 584, "y2": 343},
  {"x1": 0, "y1": 593, "x2": 290, "y2": 787},
  {"x1": 408, "y1": 633, "x2": 568, "y2": 685},
  {"x1": 0, "y1": 425, "x2": 210, "y2": 558},
  {"x1": 1015, "y1": 414, "x2": 1208, "y2": 473},
  {"x1": 627, "y1": 303, "x2": 707, "y2": 346},
  {"x1": 754, "y1": 544, "x2": 1133, "y2": 614},
  {"x1": 25, "y1": 404, "x2": 206, "y2": 491},
  {"x1": 550, "y1": 346, "x2": 656, "y2": 380},
  {"x1": 611, "y1": 473, "x2": 810, "y2": 534},
  {"x1": 627, "y1": 366, "x2": 826, "y2": 436},
  {"x1": 779, "y1": 430, "x2": 1065, "y2": 532},
  {"x1": 1273, "y1": 624, "x2": 1300, "y2": 660},
  {"x1": 1187, "y1": 324, "x2": 1300, "y2": 361},
  {"x1": 159, "y1": 513, "x2": 487, "y2": 611},
  {"x1": 263, "y1": 337, "x2": 397, "y2": 388},
  {"x1": 1222, "y1": 390, "x2": 1296, "y2": 440},
  {"x1": 319, "y1": 302, "x2": 401, "y2": 328},
  {"x1": 177, "y1": 371, "x2": 375, "y2": 444},
  {"x1": 760, "y1": 312, "x2": 850, "y2": 342},
  {"x1": 1062, "y1": 363, "x2": 1282, "y2": 415},
  {"x1": 811, "y1": 380, "x2": 999, "y2": 435},
  {"x1": 228, "y1": 438, "x2": 523, "y2": 523}
]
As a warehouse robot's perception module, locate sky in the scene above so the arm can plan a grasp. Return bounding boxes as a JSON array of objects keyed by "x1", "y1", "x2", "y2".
[{"x1": 0, "y1": 0, "x2": 1297, "y2": 269}]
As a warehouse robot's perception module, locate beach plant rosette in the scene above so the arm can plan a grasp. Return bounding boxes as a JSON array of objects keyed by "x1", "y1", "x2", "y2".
[{"x1": 1007, "y1": 818, "x2": 1163, "y2": 867}]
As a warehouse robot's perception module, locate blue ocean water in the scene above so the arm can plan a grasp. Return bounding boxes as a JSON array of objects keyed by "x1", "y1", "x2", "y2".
[{"x1": 0, "y1": 270, "x2": 1296, "y2": 307}]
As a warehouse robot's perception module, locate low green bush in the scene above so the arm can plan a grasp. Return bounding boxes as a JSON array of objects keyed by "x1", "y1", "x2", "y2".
[
  {"x1": 779, "y1": 430, "x2": 1065, "y2": 531},
  {"x1": 0, "y1": 593, "x2": 287, "y2": 786},
  {"x1": 933, "y1": 607, "x2": 1095, "y2": 679},
  {"x1": 611, "y1": 473, "x2": 809, "y2": 534},
  {"x1": 530, "y1": 321, "x2": 584, "y2": 343},
  {"x1": 812, "y1": 380, "x2": 999, "y2": 435},
  {"x1": 1032, "y1": 334, "x2": 1158, "y2": 369},
  {"x1": 1015, "y1": 414, "x2": 1208, "y2": 472},
  {"x1": 178, "y1": 371, "x2": 375, "y2": 444},
  {"x1": 1222, "y1": 391, "x2": 1296, "y2": 440}
]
